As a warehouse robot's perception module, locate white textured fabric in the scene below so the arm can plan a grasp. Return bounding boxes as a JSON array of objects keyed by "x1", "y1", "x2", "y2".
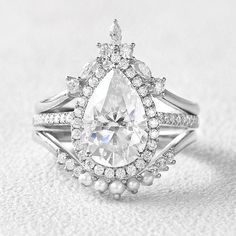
[{"x1": 0, "y1": 1, "x2": 236, "y2": 235}]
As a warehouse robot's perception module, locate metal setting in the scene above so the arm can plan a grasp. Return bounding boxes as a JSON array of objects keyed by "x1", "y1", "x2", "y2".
[{"x1": 33, "y1": 20, "x2": 199, "y2": 199}]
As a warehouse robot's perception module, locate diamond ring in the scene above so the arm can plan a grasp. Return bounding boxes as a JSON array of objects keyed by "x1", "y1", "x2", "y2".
[{"x1": 33, "y1": 20, "x2": 199, "y2": 199}]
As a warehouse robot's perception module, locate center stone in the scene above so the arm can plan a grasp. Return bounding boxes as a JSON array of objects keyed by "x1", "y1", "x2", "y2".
[{"x1": 82, "y1": 69, "x2": 148, "y2": 167}]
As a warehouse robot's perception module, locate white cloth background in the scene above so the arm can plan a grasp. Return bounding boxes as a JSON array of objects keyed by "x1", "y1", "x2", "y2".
[{"x1": 0, "y1": 0, "x2": 235, "y2": 235}]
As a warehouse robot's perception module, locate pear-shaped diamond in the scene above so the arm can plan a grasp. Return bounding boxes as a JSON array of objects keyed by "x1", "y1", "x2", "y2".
[{"x1": 81, "y1": 69, "x2": 148, "y2": 167}]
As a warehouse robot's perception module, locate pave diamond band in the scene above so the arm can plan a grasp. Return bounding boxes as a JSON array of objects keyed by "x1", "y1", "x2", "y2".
[
  {"x1": 33, "y1": 111, "x2": 199, "y2": 128},
  {"x1": 33, "y1": 20, "x2": 200, "y2": 199}
]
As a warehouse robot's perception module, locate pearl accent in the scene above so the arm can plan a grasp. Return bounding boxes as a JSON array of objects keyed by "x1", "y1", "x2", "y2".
[
  {"x1": 109, "y1": 180, "x2": 125, "y2": 195},
  {"x1": 94, "y1": 179, "x2": 108, "y2": 193},
  {"x1": 78, "y1": 172, "x2": 93, "y2": 186},
  {"x1": 127, "y1": 178, "x2": 140, "y2": 193},
  {"x1": 141, "y1": 171, "x2": 154, "y2": 186}
]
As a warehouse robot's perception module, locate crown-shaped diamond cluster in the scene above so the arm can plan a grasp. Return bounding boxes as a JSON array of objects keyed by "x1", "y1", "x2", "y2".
[{"x1": 97, "y1": 19, "x2": 135, "y2": 69}]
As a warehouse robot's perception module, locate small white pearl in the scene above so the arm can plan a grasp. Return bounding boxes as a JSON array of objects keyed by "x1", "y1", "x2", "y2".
[
  {"x1": 78, "y1": 172, "x2": 93, "y2": 186},
  {"x1": 94, "y1": 179, "x2": 108, "y2": 193},
  {"x1": 127, "y1": 178, "x2": 140, "y2": 193},
  {"x1": 109, "y1": 180, "x2": 125, "y2": 195},
  {"x1": 141, "y1": 171, "x2": 154, "y2": 186}
]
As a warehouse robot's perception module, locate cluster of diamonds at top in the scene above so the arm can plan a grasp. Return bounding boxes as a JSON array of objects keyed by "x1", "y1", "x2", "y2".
[{"x1": 34, "y1": 111, "x2": 199, "y2": 128}]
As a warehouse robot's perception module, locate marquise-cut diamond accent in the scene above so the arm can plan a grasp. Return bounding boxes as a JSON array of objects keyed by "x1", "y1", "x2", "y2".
[
  {"x1": 81, "y1": 69, "x2": 148, "y2": 168},
  {"x1": 134, "y1": 60, "x2": 152, "y2": 78}
]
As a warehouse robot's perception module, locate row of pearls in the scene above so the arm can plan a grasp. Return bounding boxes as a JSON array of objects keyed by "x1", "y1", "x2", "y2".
[{"x1": 78, "y1": 170, "x2": 155, "y2": 199}]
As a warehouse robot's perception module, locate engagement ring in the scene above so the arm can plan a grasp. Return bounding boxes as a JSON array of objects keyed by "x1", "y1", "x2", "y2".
[{"x1": 33, "y1": 20, "x2": 199, "y2": 199}]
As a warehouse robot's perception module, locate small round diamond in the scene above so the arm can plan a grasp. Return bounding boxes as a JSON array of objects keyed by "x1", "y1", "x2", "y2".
[
  {"x1": 149, "y1": 118, "x2": 159, "y2": 128},
  {"x1": 84, "y1": 160, "x2": 95, "y2": 171},
  {"x1": 119, "y1": 58, "x2": 129, "y2": 70},
  {"x1": 146, "y1": 107, "x2": 156, "y2": 117},
  {"x1": 94, "y1": 165, "x2": 104, "y2": 175},
  {"x1": 138, "y1": 86, "x2": 148, "y2": 97},
  {"x1": 141, "y1": 150, "x2": 152, "y2": 161},
  {"x1": 57, "y1": 152, "x2": 67, "y2": 164},
  {"x1": 102, "y1": 60, "x2": 113, "y2": 70},
  {"x1": 71, "y1": 118, "x2": 82, "y2": 129},
  {"x1": 115, "y1": 168, "x2": 126, "y2": 179},
  {"x1": 132, "y1": 76, "x2": 142, "y2": 87},
  {"x1": 72, "y1": 129, "x2": 81, "y2": 139},
  {"x1": 135, "y1": 159, "x2": 146, "y2": 170},
  {"x1": 104, "y1": 168, "x2": 115, "y2": 179},
  {"x1": 54, "y1": 114, "x2": 61, "y2": 124},
  {"x1": 95, "y1": 67, "x2": 106, "y2": 78},
  {"x1": 66, "y1": 77, "x2": 81, "y2": 94},
  {"x1": 73, "y1": 166, "x2": 83, "y2": 177},
  {"x1": 77, "y1": 97, "x2": 87, "y2": 107},
  {"x1": 66, "y1": 113, "x2": 73, "y2": 124},
  {"x1": 125, "y1": 67, "x2": 136, "y2": 78},
  {"x1": 111, "y1": 53, "x2": 121, "y2": 63},
  {"x1": 99, "y1": 43, "x2": 111, "y2": 58},
  {"x1": 83, "y1": 86, "x2": 93, "y2": 97},
  {"x1": 48, "y1": 114, "x2": 54, "y2": 124},
  {"x1": 149, "y1": 129, "x2": 159, "y2": 139},
  {"x1": 88, "y1": 77, "x2": 99, "y2": 88},
  {"x1": 143, "y1": 96, "x2": 153, "y2": 107},
  {"x1": 147, "y1": 139, "x2": 157, "y2": 150},
  {"x1": 65, "y1": 159, "x2": 75, "y2": 171},
  {"x1": 121, "y1": 44, "x2": 133, "y2": 58},
  {"x1": 74, "y1": 107, "x2": 84, "y2": 118},
  {"x1": 73, "y1": 140, "x2": 84, "y2": 151},
  {"x1": 59, "y1": 113, "x2": 66, "y2": 123},
  {"x1": 157, "y1": 159, "x2": 167, "y2": 169},
  {"x1": 126, "y1": 164, "x2": 137, "y2": 176}
]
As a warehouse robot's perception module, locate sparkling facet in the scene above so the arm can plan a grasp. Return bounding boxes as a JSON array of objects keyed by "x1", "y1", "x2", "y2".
[{"x1": 81, "y1": 69, "x2": 148, "y2": 167}]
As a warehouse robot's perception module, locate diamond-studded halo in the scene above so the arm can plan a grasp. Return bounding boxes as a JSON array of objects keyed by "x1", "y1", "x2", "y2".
[{"x1": 71, "y1": 58, "x2": 159, "y2": 180}]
